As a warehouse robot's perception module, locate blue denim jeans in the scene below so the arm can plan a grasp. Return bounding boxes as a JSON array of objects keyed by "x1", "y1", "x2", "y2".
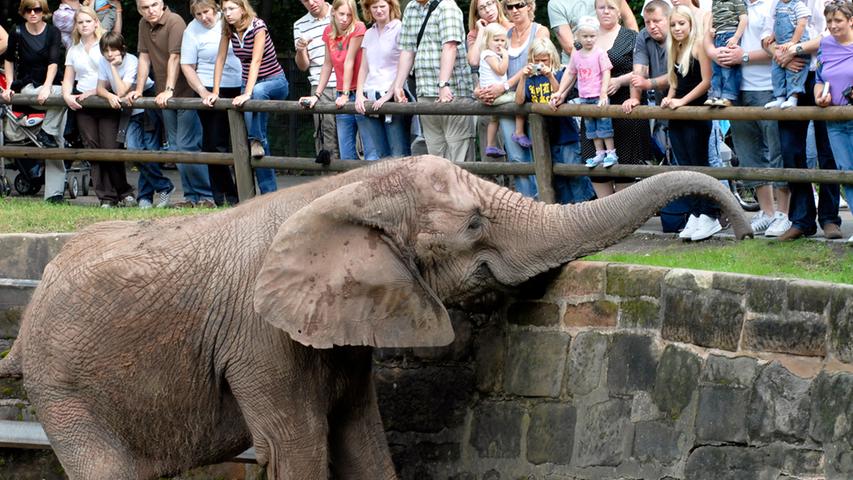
[
  {"x1": 552, "y1": 141, "x2": 594, "y2": 204},
  {"x1": 354, "y1": 92, "x2": 412, "y2": 160},
  {"x1": 710, "y1": 32, "x2": 742, "y2": 101},
  {"x1": 127, "y1": 110, "x2": 173, "y2": 202},
  {"x1": 335, "y1": 92, "x2": 360, "y2": 160},
  {"x1": 771, "y1": 58, "x2": 808, "y2": 98},
  {"x1": 245, "y1": 73, "x2": 288, "y2": 194},
  {"x1": 499, "y1": 116, "x2": 536, "y2": 198},
  {"x1": 578, "y1": 97, "x2": 614, "y2": 140},
  {"x1": 730, "y1": 90, "x2": 783, "y2": 188},
  {"x1": 162, "y1": 108, "x2": 212, "y2": 203},
  {"x1": 826, "y1": 120, "x2": 853, "y2": 207}
]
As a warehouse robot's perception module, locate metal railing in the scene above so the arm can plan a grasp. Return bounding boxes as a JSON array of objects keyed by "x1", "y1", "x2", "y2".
[{"x1": 2, "y1": 94, "x2": 852, "y2": 204}]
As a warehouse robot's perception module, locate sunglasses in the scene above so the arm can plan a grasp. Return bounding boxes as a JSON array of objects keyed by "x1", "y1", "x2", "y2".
[
  {"x1": 24, "y1": 7, "x2": 43, "y2": 14},
  {"x1": 505, "y1": 2, "x2": 527, "y2": 10}
]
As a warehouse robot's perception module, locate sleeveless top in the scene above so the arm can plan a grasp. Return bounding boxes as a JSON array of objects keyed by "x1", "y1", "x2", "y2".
[
  {"x1": 507, "y1": 23, "x2": 539, "y2": 78},
  {"x1": 674, "y1": 55, "x2": 706, "y2": 105}
]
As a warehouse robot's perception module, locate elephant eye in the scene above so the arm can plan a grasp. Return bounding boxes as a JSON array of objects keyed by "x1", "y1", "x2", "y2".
[{"x1": 467, "y1": 214, "x2": 484, "y2": 231}]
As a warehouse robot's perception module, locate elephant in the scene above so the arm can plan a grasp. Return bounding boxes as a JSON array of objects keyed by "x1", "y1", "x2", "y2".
[{"x1": 0, "y1": 155, "x2": 752, "y2": 479}]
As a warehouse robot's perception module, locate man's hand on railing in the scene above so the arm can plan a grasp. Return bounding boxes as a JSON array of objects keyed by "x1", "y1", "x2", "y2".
[
  {"x1": 201, "y1": 91, "x2": 218, "y2": 108},
  {"x1": 298, "y1": 95, "x2": 319, "y2": 109},
  {"x1": 622, "y1": 97, "x2": 640, "y2": 114},
  {"x1": 125, "y1": 89, "x2": 141, "y2": 105},
  {"x1": 155, "y1": 89, "x2": 173, "y2": 108},
  {"x1": 335, "y1": 94, "x2": 348, "y2": 109}
]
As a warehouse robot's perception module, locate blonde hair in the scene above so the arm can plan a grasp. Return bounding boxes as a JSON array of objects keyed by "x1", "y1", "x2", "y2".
[
  {"x1": 477, "y1": 22, "x2": 507, "y2": 53},
  {"x1": 19, "y1": 0, "x2": 51, "y2": 20},
  {"x1": 221, "y1": 0, "x2": 256, "y2": 37},
  {"x1": 360, "y1": 0, "x2": 401, "y2": 24},
  {"x1": 331, "y1": 0, "x2": 361, "y2": 38},
  {"x1": 190, "y1": 0, "x2": 220, "y2": 15},
  {"x1": 469, "y1": 0, "x2": 510, "y2": 33},
  {"x1": 526, "y1": 37, "x2": 561, "y2": 70},
  {"x1": 71, "y1": 6, "x2": 104, "y2": 45},
  {"x1": 666, "y1": 5, "x2": 699, "y2": 89},
  {"x1": 594, "y1": 0, "x2": 622, "y2": 24}
]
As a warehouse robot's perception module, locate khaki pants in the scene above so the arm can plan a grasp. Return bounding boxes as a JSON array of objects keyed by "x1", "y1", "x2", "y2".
[
  {"x1": 313, "y1": 86, "x2": 340, "y2": 159},
  {"x1": 21, "y1": 83, "x2": 67, "y2": 199},
  {"x1": 418, "y1": 97, "x2": 476, "y2": 163}
]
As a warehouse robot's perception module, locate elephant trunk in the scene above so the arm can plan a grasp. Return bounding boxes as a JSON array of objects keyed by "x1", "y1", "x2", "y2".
[{"x1": 496, "y1": 171, "x2": 752, "y2": 286}]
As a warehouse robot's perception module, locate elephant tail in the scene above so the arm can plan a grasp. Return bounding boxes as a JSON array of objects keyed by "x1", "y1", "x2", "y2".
[{"x1": 0, "y1": 340, "x2": 23, "y2": 379}]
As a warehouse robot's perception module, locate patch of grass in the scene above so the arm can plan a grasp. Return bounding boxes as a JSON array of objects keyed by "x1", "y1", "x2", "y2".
[
  {"x1": 587, "y1": 238, "x2": 853, "y2": 285},
  {"x1": 0, "y1": 198, "x2": 211, "y2": 233}
]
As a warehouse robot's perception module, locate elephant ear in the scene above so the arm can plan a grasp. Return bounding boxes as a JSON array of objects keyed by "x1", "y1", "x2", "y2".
[{"x1": 253, "y1": 182, "x2": 453, "y2": 349}]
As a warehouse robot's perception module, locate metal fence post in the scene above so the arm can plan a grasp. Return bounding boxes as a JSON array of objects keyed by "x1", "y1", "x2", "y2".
[
  {"x1": 529, "y1": 113, "x2": 555, "y2": 204},
  {"x1": 228, "y1": 110, "x2": 256, "y2": 202}
]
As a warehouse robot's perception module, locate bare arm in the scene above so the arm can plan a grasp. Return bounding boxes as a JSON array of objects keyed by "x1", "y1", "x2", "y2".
[
  {"x1": 2, "y1": 59, "x2": 15, "y2": 102},
  {"x1": 729, "y1": 14, "x2": 748, "y2": 46},
  {"x1": 96, "y1": 78, "x2": 123, "y2": 109},
  {"x1": 483, "y1": 50, "x2": 508, "y2": 76},
  {"x1": 554, "y1": 25, "x2": 575, "y2": 57},
  {"x1": 212, "y1": 34, "x2": 229, "y2": 97},
  {"x1": 154, "y1": 52, "x2": 181, "y2": 107},
  {"x1": 669, "y1": 47, "x2": 711, "y2": 108},
  {"x1": 437, "y1": 41, "x2": 458, "y2": 102},
  {"x1": 61, "y1": 65, "x2": 82, "y2": 109},
  {"x1": 340, "y1": 34, "x2": 364, "y2": 93},
  {"x1": 111, "y1": 1, "x2": 123, "y2": 34},
  {"x1": 620, "y1": 0, "x2": 639, "y2": 31},
  {"x1": 181, "y1": 63, "x2": 210, "y2": 98},
  {"x1": 299, "y1": 44, "x2": 334, "y2": 108},
  {"x1": 600, "y1": 69, "x2": 611, "y2": 105},
  {"x1": 243, "y1": 28, "x2": 267, "y2": 97},
  {"x1": 0, "y1": 26, "x2": 7, "y2": 56},
  {"x1": 391, "y1": 50, "x2": 414, "y2": 102},
  {"x1": 788, "y1": 17, "x2": 808, "y2": 46},
  {"x1": 295, "y1": 30, "x2": 310, "y2": 71},
  {"x1": 129, "y1": 52, "x2": 151, "y2": 100}
]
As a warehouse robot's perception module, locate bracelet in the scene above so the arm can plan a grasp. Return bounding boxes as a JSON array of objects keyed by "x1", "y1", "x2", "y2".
[{"x1": 314, "y1": 92, "x2": 322, "y2": 98}]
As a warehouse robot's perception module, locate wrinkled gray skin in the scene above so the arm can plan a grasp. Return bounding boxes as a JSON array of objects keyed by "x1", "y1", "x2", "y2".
[{"x1": 0, "y1": 156, "x2": 751, "y2": 479}]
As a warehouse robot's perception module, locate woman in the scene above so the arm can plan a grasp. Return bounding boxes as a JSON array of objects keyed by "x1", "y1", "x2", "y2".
[
  {"x1": 2, "y1": 0, "x2": 68, "y2": 203},
  {"x1": 475, "y1": 0, "x2": 549, "y2": 197},
  {"x1": 183, "y1": 0, "x2": 244, "y2": 205},
  {"x1": 468, "y1": 0, "x2": 513, "y2": 67},
  {"x1": 62, "y1": 6, "x2": 134, "y2": 208},
  {"x1": 584, "y1": 0, "x2": 650, "y2": 199},
  {"x1": 299, "y1": 0, "x2": 366, "y2": 160},
  {"x1": 214, "y1": 0, "x2": 287, "y2": 194},
  {"x1": 814, "y1": 0, "x2": 853, "y2": 242},
  {"x1": 661, "y1": 5, "x2": 721, "y2": 241},
  {"x1": 353, "y1": 0, "x2": 410, "y2": 160}
]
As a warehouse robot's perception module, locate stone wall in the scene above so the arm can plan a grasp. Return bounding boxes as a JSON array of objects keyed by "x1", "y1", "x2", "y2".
[{"x1": 374, "y1": 262, "x2": 853, "y2": 480}]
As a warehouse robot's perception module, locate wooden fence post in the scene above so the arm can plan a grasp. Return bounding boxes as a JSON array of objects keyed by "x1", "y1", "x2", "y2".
[
  {"x1": 228, "y1": 110, "x2": 256, "y2": 202},
  {"x1": 529, "y1": 113, "x2": 555, "y2": 204}
]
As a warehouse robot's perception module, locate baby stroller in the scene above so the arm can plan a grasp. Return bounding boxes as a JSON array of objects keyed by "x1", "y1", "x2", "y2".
[{"x1": 0, "y1": 74, "x2": 89, "y2": 199}]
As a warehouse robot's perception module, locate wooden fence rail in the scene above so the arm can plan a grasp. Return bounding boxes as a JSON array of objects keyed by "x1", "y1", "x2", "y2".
[{"x1": 2, "y1": 95, "x2": 852, "y2": 203}]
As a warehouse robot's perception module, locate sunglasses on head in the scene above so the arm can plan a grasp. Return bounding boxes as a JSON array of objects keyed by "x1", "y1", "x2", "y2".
[
  {"x1": 505, "y1": 2, "x2": 527, "y2": 10},
  {"x1": 25, "y1": 6, "x2": 43, "y2": 14}
]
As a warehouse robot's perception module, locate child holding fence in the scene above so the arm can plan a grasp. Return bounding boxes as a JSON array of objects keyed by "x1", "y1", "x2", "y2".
[
  {"x1": 764, "y1": 0, "x2": 811, "y2": 109},
  {"x1": 477, "y1": 23, "x2": 527, "y2": 157}
]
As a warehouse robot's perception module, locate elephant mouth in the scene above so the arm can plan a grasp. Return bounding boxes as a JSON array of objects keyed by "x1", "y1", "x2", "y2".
[{"x1": 441, "y1": 263, "x2": 511, "y2": 311}]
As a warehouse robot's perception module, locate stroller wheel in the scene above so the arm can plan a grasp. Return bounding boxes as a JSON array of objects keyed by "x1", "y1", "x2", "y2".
[
  {"x1": 81, "y1": 174, "x2": 90, "y2": 196},
  {"x1": 0, "y1": 175, "x2": 10, "y2": 197},
  {"x1": 14, "y1": 172, "x2": 40, "y2": 196},
  {"x1": 67, "y1": 176, "x2": 79, "y2": 199}
]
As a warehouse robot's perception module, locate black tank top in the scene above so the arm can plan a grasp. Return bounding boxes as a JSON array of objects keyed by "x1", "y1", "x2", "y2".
[{"x1": 674, "y1": 55, "x2": 706, "y2": 105}]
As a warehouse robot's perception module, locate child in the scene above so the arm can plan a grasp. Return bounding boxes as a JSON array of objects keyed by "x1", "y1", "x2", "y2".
[
  {"x1": 551, "y1": 16, "x2": 617, "y2": 168},
  {"x1": 86, "y1": 0, "x2": 120, "y2": 33},
  {"x1": 764, "y1": 0, "x2": 811, "y2": 109},
  {"x1": 705, "y1": 0, "x2": 747, "y2": 107},
  {"x1": 661, "y1": 5, "x2": 723, "y2": 242},
  {"x1": 477, "y1": 23, "x2": 526, "y2": 157},
  {"x1": 518, "y1": 37, "x2": 594, "y2": 204}
]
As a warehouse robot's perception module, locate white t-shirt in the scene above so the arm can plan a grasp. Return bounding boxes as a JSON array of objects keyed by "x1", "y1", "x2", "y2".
[
  {"x1": 293, "y1": 5, "x2": 336, "y2": 88},
  {"x1": 98, "y1": 53, "x2": 153, "y2": 115},
  {"x1": 479, "y1": 50, "x2": 507, "y2": 88},
  {"x1": 181, "y1": 16, "x2": 243, "y2": 88},
  {"x1": 65, "y1": 41, "x2": 103, "y2": 92},
  {"x1": 741, "y1": 0, "x2": 773, "y2": 91}
]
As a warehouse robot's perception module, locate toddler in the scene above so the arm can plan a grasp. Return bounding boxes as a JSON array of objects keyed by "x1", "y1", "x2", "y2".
[
  {"x1": 706, "y1": 0, "x2": 747, "y2": 107},
  {"x1": 477, "y1": 23, "x2": 527, "y2": 157},
  {"x1": 551, "y1": 16, "x2": 617, "y2": 168},
  {"x1": 765, "y1": 0, "x2": 811, "y2": 109}
]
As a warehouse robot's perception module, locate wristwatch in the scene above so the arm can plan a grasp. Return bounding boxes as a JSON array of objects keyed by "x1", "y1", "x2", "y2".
[
  {"x1": 437, "y1": 81, "x2": 451, "y2": 88},
  {"x1": 742, "y1": 52, "x2": 750, "y2": 64},
  {"x1": 165, "y1": 86, "x2": 174, "y2": 93},
  {"x1": 503, "y1": 81, "x2": 511, "y2": 92},
  {"x1": 795, "y1": 44, "x2": 805, "y2": 55}
]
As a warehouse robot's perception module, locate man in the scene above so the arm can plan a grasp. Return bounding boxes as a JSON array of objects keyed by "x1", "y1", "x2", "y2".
[
  {"x1": 622, "y1": 0, "x2": 671, "y2": 114},
  {"x1": 294, "y1": 0, "x2": 339, "y2": 159},
  {"x1": 548, "y1": 0, "x2": 638, "y2": 63},
  {"x1": 128, "y1": 0, "x2": 214, "y2": 208},
  {"x1": 710, "y1": 0, "x2": 795, "y2": 237},
  {"x1": 392, "y1": 0, "x2": 476, "y2": 163}
]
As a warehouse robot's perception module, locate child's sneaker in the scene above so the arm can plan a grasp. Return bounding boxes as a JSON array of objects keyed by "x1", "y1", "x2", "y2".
[
  {"x1": 764, "y1": 97, "x2": 785, "y2": 109},
  {"x1": 780, "y1": 96, "x2": 798, "y2": 109},
  {"x1": 585, "y1": 152, "x2": 605, "y2": 168},
  {"x1": 511, "y1": 133, "x2": 532, "y2": 148},
  {"x1": 714, "y1": 98, "x2": 732, "y2": 107},
  {"x1": 485, "y1": 146, "x2": 506, "y2": 158},
  {"x1": 602, "y1": 151, "x2": 618, "y2": 168},
  {"x1": 703, "y1": 97, "x2": 717, "y2": 106}
]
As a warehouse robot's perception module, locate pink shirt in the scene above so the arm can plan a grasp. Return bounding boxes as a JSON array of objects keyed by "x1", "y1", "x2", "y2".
[
  {"x1": 323, "y1": 22, "x2": 366, "y2": 92},
  {"x1": 567, "y1": 47, "x2": 613, "y2": 99},
  {"x1": 361, "y1": 20, "x2": 402, "y2": 93}
]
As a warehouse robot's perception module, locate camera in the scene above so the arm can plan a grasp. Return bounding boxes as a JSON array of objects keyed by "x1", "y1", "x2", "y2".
[
  {"x1": 299, "y1": 97, "x2": 313, "y2": 107},
  {"x1": 843, "y1": 85, "x2": 853, "y2": 104},
  {"x1": 531, "y1": 63, "x2": 545, "y2": 75}
]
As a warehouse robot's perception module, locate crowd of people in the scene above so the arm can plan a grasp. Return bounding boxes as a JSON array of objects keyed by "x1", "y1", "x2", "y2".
[{"x1": 0, "y1": 0, "x2": 850, "y2": 243}]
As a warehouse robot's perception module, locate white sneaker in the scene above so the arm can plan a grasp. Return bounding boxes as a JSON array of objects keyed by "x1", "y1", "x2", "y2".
[
  {"x1": 848, "y1": 234, "x2": 853, "y2": 243},
  {"x1": 764, "y1": 98, "x2": 785, "y2": 109},
  {"x1": 690, "y1": 214, "x2": 723, "y2": 241},
  {"x1": 750, "y1": 211, "x2": 775, "y2": 235},
  {"x1": 780, "y1": 97, "x2": 798, "y2": 109},
  {"x1": 156, "y1": 188, "x2": 173, "y2": 208},
  {"x1": 765, "y1": 212, "x2": 792, "y2": 237},
  {"x1": 138, "y1": 199, "x2": 153, "y2": 209},
  {"x1": 679, "y1": 214, "x2": 701, "y2": 240},
  {"x1": 121, "y1": 195, "x2": 137, "y2": 208},
  {"x1": 840, "y1": 196, "x2": 849, "y2": 209}
]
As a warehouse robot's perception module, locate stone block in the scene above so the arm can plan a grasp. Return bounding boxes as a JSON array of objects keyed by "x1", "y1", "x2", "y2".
[
  {"x1": 745, "y1": 277, "x2": 788, "y2": 314},
  {"x1": 562, "y1": 299, "x2": 618, "y2": 328},
  {"x1": 527, "y1": 403, "x2": 577, "y2": 465},
  {"x1": 700, "y1": 354, "x2": 759, "y2": 388},
  {"x1": 618, "y1": 299, "x2": 661, "y2": 329},
  {"x1": 474, "y1": 323, "x2": 505, "y2": 394},
  {"x1": 661, "y1": 287, "x2": 744, "y2": 351},
  {"x1": 391, "y1": 441, "x2": 461, "y2": 479},
  {"x1": 0, "y1": 306, "x2": 25, "y2": 339},
  {"x1": 712, "y1": 272, "x2": 749, "y2": 294},
  {"x1": 470, "y1": 402, "x2": 524, "y2": 458},
  {"x1": 685, "y1": 445, "x2": 822, "y2": 480},
  {"x1": 828, "y1": 292, "x2": 853, "y2": 364},
  {"x1": 544, "y1": 261, "x2": 606, "y2": 299},
  {"x1": 825, "y1": 442, "x2": 853, "y2": 479},
  {"x1": 743, "y1": 312, "x2": 827, "y2": 357},
  {"x1": 566, "y1": 331, "x2": 608, "y2": 397},
  {"x1": 653, "y1": 345, "x2": 701, "y2": 420},
  {"x1": 695, "y1": 385, "x2": 750, "y2": 443},
  {"x1": 747, "y1": 362, "x2": 812, "y2": 443},
  {"x1": 409, "y1": 309, "x2": 475, "y2": 362},
  {"x1": 504, "y1": 331, "x2": 571, "y2": 397},
  {"x1": 632, "y1": 421, "x2": 681, "y2": 465},
  {"x1": 607, "y1": 334, "x2": 658, "y2": 395},
  {"x1": 664, "y1": 269, "x2": 714, "y2": 290},
  {"x1": 574, "y1": 398, "x2": 632, "y2": 467},
  {"x1": 606, "y1": 264, "x2": 667, "y2": 298},
  {"x1": 788, "y1": 280, "x2": 834, "y2": 314},
  {"x1": 0, "y1": 233, "x2": 70, "y2": 280},
  {"x1": 375, "y1": 366, "x2": 473, "y2": 433},
  {"x1": 809, "y1": 371, "x2": 853, "y2": 445},
  {"x1": 507, "y1": 301, "x2": 560, "y2": 327}
]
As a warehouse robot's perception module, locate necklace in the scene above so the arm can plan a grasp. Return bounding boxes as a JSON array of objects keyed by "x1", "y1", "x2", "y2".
[{"x1": 513, "y1": 22, "x2": 531, "y2": 43}]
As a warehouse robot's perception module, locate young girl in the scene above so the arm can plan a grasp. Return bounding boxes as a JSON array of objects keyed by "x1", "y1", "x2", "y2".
[
  {"x1": 764, "y1": 0, "x2": 811, "y2": 109},
  {"x1": 551, "y1": 16, "x2": 617, "y2": 168},
  {"x1": 814, "y1": 0, "x2": 853, "y2": 242},
  {"x1": 214, "y1": 0, "x2": 286, "y2": 193},
  {"x1": 63, "y1": 6, "x2": 135, "y2": 208},
  {"x1": 661, "y1": 5, "x2": 722, "y2": 242},
  {"x1": 478, "y1": 23, "x2": 524, "y2": 157},
  {"x1": 298, "y1": 0, "x2": 366, "y2": 160}
]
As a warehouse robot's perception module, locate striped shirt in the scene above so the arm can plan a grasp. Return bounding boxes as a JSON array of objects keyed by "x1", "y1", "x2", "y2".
[
  {"x1": 230, "y1": 17, "x2": 283, "y2": 82},
  {"x1": 293, "y1": 6, "x2": 336, "y2": 88}
]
